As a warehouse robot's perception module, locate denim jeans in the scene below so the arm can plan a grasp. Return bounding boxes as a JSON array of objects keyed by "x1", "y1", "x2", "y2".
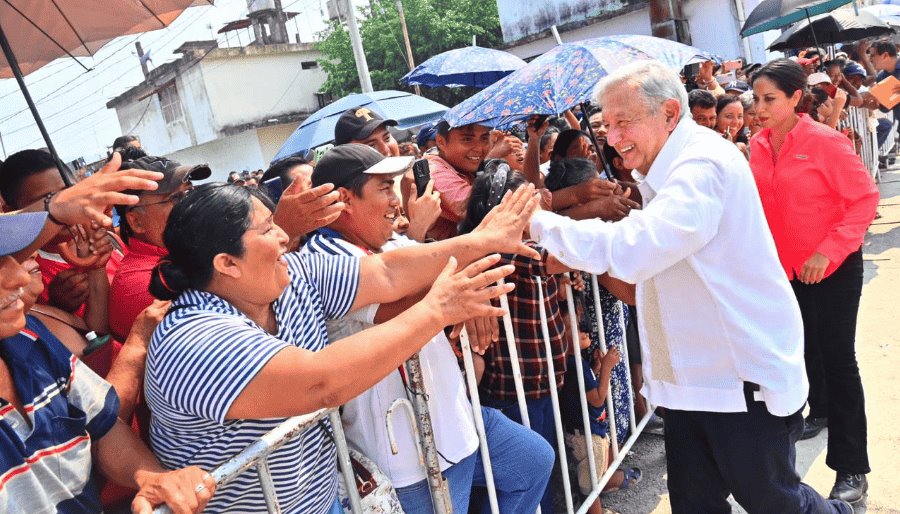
[
  {"x1": 395, "y1": 406, "x2": 553, "y2": 514},
  {"x1": 481, "y1": 395, "x2": 558, "y2": 514}
]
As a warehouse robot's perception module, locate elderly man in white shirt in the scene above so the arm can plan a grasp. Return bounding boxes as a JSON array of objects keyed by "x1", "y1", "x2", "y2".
[{"x1": 529, "y1": 60, "x2": 852, "y2": 514}]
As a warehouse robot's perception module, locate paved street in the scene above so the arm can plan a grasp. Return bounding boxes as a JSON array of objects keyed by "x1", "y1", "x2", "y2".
[{"x1": 600, "y1": 167, "x2": 900, "y2": 514}]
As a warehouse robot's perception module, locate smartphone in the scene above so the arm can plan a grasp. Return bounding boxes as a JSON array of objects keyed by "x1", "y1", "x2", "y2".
[
  {"x1": 684, "y1": 62, "x2": 701, "y2": 79},
  {"x1": 412, "y1": 159, "x2": 431, "y2": 198},
  {"x1": 263, "y1": 176, "x2": 285, "y2": 204}
]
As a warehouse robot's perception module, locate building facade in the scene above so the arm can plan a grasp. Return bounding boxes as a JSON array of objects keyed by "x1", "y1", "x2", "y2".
[{"x1": 107, "y1": 41, "x2": 327, "y2": 179}]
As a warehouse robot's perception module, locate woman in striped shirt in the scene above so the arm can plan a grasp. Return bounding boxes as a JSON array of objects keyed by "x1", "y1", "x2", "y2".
[{"x1": 143, "y1": 181, "x2": 538, "y2": 513}]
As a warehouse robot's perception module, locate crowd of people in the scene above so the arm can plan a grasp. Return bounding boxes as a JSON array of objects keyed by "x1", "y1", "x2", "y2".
[{"x1": 0, "y1": 32, "x2": 887, "y2": 514}]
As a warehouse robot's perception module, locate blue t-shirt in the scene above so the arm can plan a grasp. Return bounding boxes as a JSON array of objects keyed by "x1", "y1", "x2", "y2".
[
  {"x1": 0, "y1": 316, "x2": 119, "y2": 513},
  {"x1": 145, "y1": 252, "x2": 360, "y2": 514},
  {"x1": 561, "y1": 354, "x2": 608, "y2": 438}
]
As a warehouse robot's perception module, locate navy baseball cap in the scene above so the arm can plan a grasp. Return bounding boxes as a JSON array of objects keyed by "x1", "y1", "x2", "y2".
[
  {"x1": 0, "y1": 212, "x2": 47, "y2": 256},
  {"x1": 416, "y1": 123, "x2": 438, "y2": 147},
  {"x1": 843, "y1": 62, "x2": 866, "y2": 78}
]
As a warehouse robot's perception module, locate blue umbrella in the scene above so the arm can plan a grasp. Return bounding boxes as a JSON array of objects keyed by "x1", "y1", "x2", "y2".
[
  {"x1": 444, "y1": 35, "x2": 717, "y2": 129},
  {"x1": 272, "y1": 90, "x2": 448, "y2": 162},
  {"x1": 740, "y1": 0, "x2": 853, "y2": 36},
  {"x1": 400, "y1": 45, "x2": 527, "y2": 89}
]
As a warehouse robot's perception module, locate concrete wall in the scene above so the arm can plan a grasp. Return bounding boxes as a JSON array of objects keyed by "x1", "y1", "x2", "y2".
[
  {"x1": 200, "y1": 46, "x2": 327, "y2": 131},
  {"x1": 165, "y1": 129, "x2": 267, "y2": 181},
  {"x1": 504, "y1": 0, "x2": 762, "y2": 63},
  {"x1": 257, "y1": 122, "x2": 301, "y2": 166},
  {"x1": 113, "y1": 63, "x2": 209, "y2": 157}
]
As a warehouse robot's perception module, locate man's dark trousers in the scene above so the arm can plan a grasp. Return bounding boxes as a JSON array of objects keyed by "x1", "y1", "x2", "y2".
[{"x1": 664, "y1": 384, "x2": 851, "y2": 513}]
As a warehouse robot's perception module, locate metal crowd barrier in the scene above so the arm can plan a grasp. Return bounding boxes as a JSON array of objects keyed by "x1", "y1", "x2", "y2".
[
  {"x1": 153, "y1": 274, "x2": 651, "y2": 514},
  {"x1": 840, "y1": 106, "x2": 882, "y2": 182},
  {"x1": 152, "y1": 408, "x2": 364, "y2": 514}
]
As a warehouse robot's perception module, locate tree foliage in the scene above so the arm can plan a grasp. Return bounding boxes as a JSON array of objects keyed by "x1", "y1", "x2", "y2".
[{"x1": 316, "y1": 0, "x2": 504, "y2": 107}]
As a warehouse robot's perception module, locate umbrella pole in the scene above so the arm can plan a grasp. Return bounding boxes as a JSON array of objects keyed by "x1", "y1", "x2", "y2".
[
  {"x1": 803, "y1": 8, "x2": 825, "y2": 72},
  {"x1": 581, "y1": 102, "x2": 614, "y2": 181},
  {"x1": 0, "y1": 24, "x2": 73, "y2": 186}
]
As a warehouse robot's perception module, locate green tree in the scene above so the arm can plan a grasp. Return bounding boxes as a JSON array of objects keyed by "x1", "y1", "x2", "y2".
[{"x1": 316, "y1": 0, "x2": 503, "y2": 106}]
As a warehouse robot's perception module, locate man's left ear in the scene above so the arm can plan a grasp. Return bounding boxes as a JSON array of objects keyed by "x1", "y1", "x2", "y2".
[{"x1": 663, "y1": 99, "x2": 681, "y2": 130}]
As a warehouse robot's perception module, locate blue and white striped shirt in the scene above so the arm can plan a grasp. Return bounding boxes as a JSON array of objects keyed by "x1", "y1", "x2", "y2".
[{"x1": 145, "y1": 252, "x2": 360, "y2": 514}]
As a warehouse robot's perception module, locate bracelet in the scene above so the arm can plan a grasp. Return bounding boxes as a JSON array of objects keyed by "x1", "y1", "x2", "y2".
[{"x1": 43, "y1": 192, "x2": 64, "y2": 226}]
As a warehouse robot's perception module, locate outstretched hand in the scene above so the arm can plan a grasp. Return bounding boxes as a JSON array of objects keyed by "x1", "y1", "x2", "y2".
[
  {"x1": 50, "y1": 152, "x2": 163, "y2": 228},
  {"x1": 273, "y1": 178, "x2": 344, "y2": 240},
  {"x1": 424, "y1": 254, "x2": 515, "y2": 328},
  {"x1": 472, "y1": 183, "x2": 541, "y2": 260}
]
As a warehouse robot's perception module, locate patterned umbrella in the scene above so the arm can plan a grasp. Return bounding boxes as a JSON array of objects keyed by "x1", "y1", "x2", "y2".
[
  {"x1": 272, "y1": 90, "x2": 447, "y2": 162},
  {"x1": 400, "y1": 45, "x2": 526, "y2": 89},
  {"x1": 740, "y1": 0, "x2": 852, "y2": 36},
  {"x1": 444, "y1": 35, "x2": 717, "y2": 129}
]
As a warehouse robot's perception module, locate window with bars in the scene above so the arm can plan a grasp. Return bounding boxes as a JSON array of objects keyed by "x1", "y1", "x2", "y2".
[{"x1": 159, "y1": 84, "x2": 184, "y2": 125}]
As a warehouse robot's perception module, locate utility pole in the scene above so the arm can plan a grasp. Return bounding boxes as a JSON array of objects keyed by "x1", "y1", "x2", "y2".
[
  {"x1": 342, "y1": 0, "x2": 374, "y2": 92},
  {"x1": 395, "y1": 0, "x2": 420, "y2": 95},
  {"x1": 136, "y1": 41, "x2": 150, "y2": 78},
  {"x1": 649, "y1": 0, "x2": 691, "y2": 44}
]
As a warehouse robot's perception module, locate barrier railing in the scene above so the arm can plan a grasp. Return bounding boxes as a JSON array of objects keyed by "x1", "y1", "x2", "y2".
[
  {"x1": 153, "y1": 274, "x2": 650, "y2": 514},
  {"x1": 840, "y1": 106, "x2": 882, "y2": 182}
]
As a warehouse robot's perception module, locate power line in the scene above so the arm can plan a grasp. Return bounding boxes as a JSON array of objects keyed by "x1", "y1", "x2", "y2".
[{"x1": 0, "y1": 6, "x2": 210, "y2": 125}]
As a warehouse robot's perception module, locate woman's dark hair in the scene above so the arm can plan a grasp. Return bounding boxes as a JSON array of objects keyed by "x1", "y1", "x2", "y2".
[
  {"x1": 262, "y1": 156, "x2": 308, "y2": 184},
  {"x1": 551, "y1": 129, "x2": 589, "y2": 161},
  {"x1": 804, "y1": 88, "x2": 830, "y2": 122},
  {"x1": 458, "y1": 160, "x2": 528, "y2": 235},
  {"x1": 750, "y1": 58, "x2": 807, "y2": 105},
  {"x1": 149, "y1": 183, "x2": 275, "y2": 300},
  {"x1": 545, "y1": 158, "x2": 598, "y2": 192},
  {"x1": 716, "y1": 94, "x2": 742, "y2": 115},
  {"x1": 539, "y1": 129, "x2": 560, "y2": 153}
]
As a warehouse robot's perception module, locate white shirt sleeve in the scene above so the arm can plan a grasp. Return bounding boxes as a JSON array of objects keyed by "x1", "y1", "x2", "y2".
[{"x1": 531, "y1": 159, "x2": 726, "y2": 283}]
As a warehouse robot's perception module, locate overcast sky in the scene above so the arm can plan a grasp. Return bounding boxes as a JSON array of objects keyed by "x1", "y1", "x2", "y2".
[{"x1": 0, "y1": 0, "x2": 330, "y2": 163}]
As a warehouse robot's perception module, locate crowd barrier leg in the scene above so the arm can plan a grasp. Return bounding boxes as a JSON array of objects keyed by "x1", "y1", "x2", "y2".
[
  {"x1": 588, "y1": 275, "x2": 619, "y2": 460},
  {"x1": 535, "y1": 276, "x2": 575, "y2": 513},
  {"x1": 331, "y1": 410, "x2": 365, "y2": 514},
  {"x1": 563, "y1": 279, "x2": 601, "y2": 503},
  {"x1": 403, "y1": 353, "x2": 454, "y2": 513},
  {"x1": 497, "y1": 279, "x2": 533, "y2": 429},
  {"x1": 459, "y1": 327, "x2": 500, "y2": 514},
  {"x1": 257, "y1": 460, "x2": 282, "y2": 514},
  {"x1": 497, "y1": 280, "x2": 542, "y2": 514}
]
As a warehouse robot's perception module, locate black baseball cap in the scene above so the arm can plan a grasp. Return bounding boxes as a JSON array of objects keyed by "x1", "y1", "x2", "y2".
[
  {"x1": 312, "y1": 144, "x2": 413, "y2": 189},
  {"x1": 119, "y1": 156, "x2": 212, "y2": 196},
  {"x1": 334, "y1": 107, "x2": 398, "y2": 145}
]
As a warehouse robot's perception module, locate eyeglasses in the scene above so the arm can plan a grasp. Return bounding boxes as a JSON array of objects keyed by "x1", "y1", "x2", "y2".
[{"x1": 136, "y1": 187, "x2": 194, "y2": 208}]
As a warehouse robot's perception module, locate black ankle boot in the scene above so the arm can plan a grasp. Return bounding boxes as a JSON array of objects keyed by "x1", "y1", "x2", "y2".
[{"x1": 830, "y1": 472, "x2": 868, "y2": 503}]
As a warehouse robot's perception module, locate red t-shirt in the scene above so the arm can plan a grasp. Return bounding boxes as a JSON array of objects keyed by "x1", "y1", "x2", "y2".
[
  {"x1": 108, "y1": 238, "x2": 167, "y2": 342},
  {"x1": 36, "y1": 249, "x2": 124, "y2": 317}
]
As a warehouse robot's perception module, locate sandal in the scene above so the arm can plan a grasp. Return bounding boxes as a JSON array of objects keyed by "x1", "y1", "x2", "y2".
[{"x1": 602, "y1": 467, "x2": 642, "y2": 493}]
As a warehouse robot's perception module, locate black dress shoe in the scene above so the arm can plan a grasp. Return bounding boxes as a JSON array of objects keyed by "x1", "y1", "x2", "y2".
[
  {"x1": 830, "y1": 472, "x2": 868, "y2": 503},
  {"x1": 800, "y1": 416, "x2": 827, "y2": 440}
]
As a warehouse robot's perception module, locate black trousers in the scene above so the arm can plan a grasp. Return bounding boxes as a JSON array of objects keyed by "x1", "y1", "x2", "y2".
[
  {"x1": 792, "y1": 250, "x2": 870, "y2": 474},
  {"x1": 665, "y1": 385, "x2": 850, "y2": 514}
]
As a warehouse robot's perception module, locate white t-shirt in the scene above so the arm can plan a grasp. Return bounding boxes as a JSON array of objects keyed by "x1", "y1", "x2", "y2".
[{"x1": 303, "y1": 232, "x2": 478, "y2": 487}]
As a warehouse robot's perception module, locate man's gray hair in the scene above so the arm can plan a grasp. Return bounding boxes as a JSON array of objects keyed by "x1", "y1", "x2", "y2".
[{"x1": 593, "y1": 60, "x2": 689, "y2": 120}]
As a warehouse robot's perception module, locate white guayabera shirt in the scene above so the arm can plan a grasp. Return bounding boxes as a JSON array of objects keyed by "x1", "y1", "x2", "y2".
[{"x1": 530, "y1": 118, "x2": 808, "y2": 417}]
